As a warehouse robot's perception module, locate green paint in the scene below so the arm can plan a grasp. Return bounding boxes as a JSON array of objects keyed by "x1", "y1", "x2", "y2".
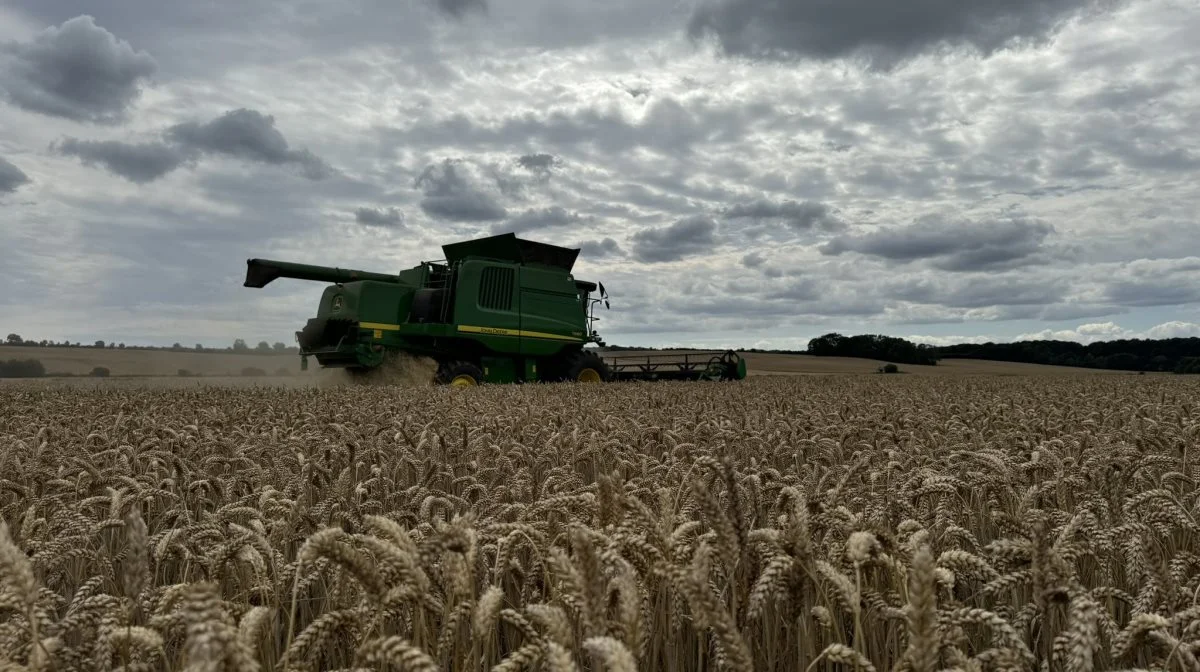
[
  {"x1": 244, "y1": 233, "x2": 606, "y2": 382},
  {"x1": 481, "y1": 356, "x2": 517, "y2": 384}
]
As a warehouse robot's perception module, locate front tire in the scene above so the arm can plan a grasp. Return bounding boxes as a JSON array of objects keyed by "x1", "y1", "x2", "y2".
[
  {"x1": 437, "y1": 361, "x2": 483, "y2": 386},
  {"x1": 564, "y1": 350, "x2": 610, "y2": 383}
]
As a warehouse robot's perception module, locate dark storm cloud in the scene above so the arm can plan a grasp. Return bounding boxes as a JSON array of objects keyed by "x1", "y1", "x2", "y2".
[
  {"x1": 741, "y1": 251, "x2": 766, "y2": 268},
  {"x1": 516, "y1": 153, "x2": 558, "y2": 171},
  {"x1": 724, "y1": 199, "x2": 843, "y2": 231},
  {"x1": 631, "y1": 215, "x2": 718, "y2": 262},
  {"x1": 414, "y1": 159, "x2": 508, "y2": 222},
  {"x1": 55, "y1": 108, "x2": 332, "y2": 182},
  {"x1": 577, "y1": 238, "x2": 623, "y2": 258},
  {"x1": 55, "y1": 138, "x2": 190, "y2": 184},
  {"x1": 435, "y1": 0, "x2": 487, "y2": 18},
  {"x1": 355, "y1": 207, "x2": 404, "y2": 228},
  {"x1": 820, "y1": 215, "x2": 1054, "y2": 272},
  {"x1": 889, "y1": 275, "x2": 1067, "y2": 309},
  {"x1": 1102, "y1": 258, "x2": 1200, "y2": 306},
  {"x1": 492, "y1": 206, "x2": 588, "y2": 235},
  {"x1": 0, "y1": 156, "x2": 30, "y2": 193},
  {"x1": 167, "y1": 109, "x2": 332, "y2": 180},
  {"x1": 0, "y1": 15, "x2": 156, "y2": 123},
  {"x1": 687, "y1": 0, "x2": 1108, "y2": 68}
]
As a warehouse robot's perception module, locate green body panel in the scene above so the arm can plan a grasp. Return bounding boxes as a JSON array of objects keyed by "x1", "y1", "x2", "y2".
[
  {"x1": 246, "y1": 234, "x2": 600, "y2": 380},
  {"x1": 481, "y1": 356, "x2": 517, "y2": 383},
  {"x1": 519, "y1": 265, "x2": 588, "y2": 355}
]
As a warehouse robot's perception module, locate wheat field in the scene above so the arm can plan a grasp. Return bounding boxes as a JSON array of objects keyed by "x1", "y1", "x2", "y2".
[{"x1": 1, "y1": 375, "x2": 1198, "y2": 671}]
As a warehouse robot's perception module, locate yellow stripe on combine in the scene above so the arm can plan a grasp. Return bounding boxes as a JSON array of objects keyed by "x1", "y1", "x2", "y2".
[
  {"x1": 357, "y1": 321, "x2": 581, "y2": 342},
  {"x1": 457, "y1": 325, "x2": 581, "y2": 342},
  {"x1": 359, "y1": 322, "x2": 401, "y2": 331}
]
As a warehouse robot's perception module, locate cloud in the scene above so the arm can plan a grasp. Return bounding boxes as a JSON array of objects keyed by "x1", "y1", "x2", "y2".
[
  {"x1": 55, "y1": 108, "x2": 331, "y2": 182},
  {"x1": 741, "y1": 251, "x2": 766, "y2": 268},
  {"x1": 724, "y1": 198, "x2": 843, "y2": 232},
  {"x1": 631, "y1": 215, "x2": 718, "y2": 262},
  {"x1": 354, "y1": 207, "x2": 404, "y2": 228},
  {"x1": 1143, "y1": 321, "x2": 1200, "y2": 339},
  {"x1": 2, "y1": 0, "x2": 1199, "y2": 348},
  {"x1": 0, "y1": 15, "x2": 156, "y2": 123},
  {"x1": 820, "y1": 214, "x2": 1055, "y2": 271},
  {"x1": 435, "y1": 0, "x2": 486, "y2": 18},
  {"x1": 888, "y1": 274, "x2": 1067, "y2": 309},
  {"x1": 166, "y1": 109, "x2": 332, "y2": 179},
  {"x1": 415, "y1": 158, "x2": 508, "y2": 222},
  {"x1": 55, "y1": 138, "x2": 189, "y2": 184},
  {"x1": 493, "y1": 206, "x2": 588, "y2": 235},
  {"x1": 687, "y1": 0, "x2": 1109, "y2": 69},
  {"x1": 577, "y1": 237, "x2": 623, "y2": 259},
  {"x1": 919, "y1": 320, "x2": 1200, "y2": 346},
  {"x1": 516, "y1": 153, "x2": 558, "y2": 171},
  {"x1": 1101, "y1": 257, "x2": 1200, "y2": 307},
  {"x1": 0, "y1": 156, "x2": 30, "y2": 193},
  {"x1": 1035, "y1": 321, "x2": 1130, "y2": 342}
]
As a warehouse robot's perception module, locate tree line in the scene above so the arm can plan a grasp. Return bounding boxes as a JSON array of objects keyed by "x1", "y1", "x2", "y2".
[
  {"x1": 936, "y1": 337, "x2": 1200, "y2": 373},
  {"x1": 806, "y1": 333, "x2": 942, "y2": 365},
  {"x1": 3, "y1": 333, "x2": 299, "y2": 354}
]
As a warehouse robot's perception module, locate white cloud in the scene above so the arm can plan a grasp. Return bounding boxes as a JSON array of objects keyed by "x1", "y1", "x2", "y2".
[
  {"x1": 1143, "y1": 321, "x2": 1200, "y2": 339},
  {"x1": 1016, "y1": 320, "x2": 1200, "y2": 344},
  {"x1": 1, "y1": 0, "x2": 1199, "y2": 346},
  {"x1": 904, "y1": 334, "x2": 997, "y2": 347}
]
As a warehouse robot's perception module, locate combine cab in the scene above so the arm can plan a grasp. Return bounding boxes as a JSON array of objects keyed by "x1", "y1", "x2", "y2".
[{"x1": 244, "y1": 232, "x2": 747, "y2": 385}]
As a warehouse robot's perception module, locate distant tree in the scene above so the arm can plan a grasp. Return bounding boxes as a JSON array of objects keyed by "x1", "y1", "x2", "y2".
[
  {"x1": 233, "y1": 339, "x2": 249, "y2": 352},
  {"x1": 195, "y1": 344, "x2": 204, "y2": 351},
  {"x1": 5, "y1": 334, "x2": 21, "y2": 345},
  {"x1": 807, "y1": 332, "x2": 939, "y2": 366},
  {"x1": 1176, "y1": 357, "x2": 1200, "y2": 374},
  {"x1": 172, "y1": 343, "x2": 183, "y2": 350},
  {"x1": 94, "y1": 340, "x2": 105, "y2": 348},
  {"x1": 256, "y1": 341, "x2": 271, "y2": 352},
  {"x1": 273, "y1": 341, "x2": 287, "y2": 352},
  {"x1": 118, "y1": 343, "x2": 125, "y2": 349},
  {"x1": 0, "y1": 358, "x2": 45, "y2": 377}
]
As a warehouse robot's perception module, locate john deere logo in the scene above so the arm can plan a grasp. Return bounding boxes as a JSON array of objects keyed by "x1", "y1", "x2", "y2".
[{"x1": 332, "y1": 296, "x2": 344, "y2": 312}]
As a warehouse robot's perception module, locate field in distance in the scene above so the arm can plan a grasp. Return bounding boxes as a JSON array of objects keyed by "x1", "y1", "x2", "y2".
[
  {"x1": 0, "y1": 344, "x2": 1143, "y2": 383},
  {"x1": 0, "y1": 344, "x2": 306, "y2": 377}
]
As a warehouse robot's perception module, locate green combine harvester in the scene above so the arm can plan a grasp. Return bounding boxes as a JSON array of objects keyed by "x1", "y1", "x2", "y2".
[{"x1": 244, "y1": 233, "x2": 747, "y2": 385}]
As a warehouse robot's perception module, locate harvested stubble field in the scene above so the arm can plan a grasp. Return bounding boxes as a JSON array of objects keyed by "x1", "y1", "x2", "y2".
[{"x1": 1, "y1": 375, "x2": 1199, "y2": 672}]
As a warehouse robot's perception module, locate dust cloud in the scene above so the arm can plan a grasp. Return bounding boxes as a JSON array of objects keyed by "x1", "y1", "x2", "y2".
[{"x1": 315, "y1": 352, "x2": 439, "y2": 388}]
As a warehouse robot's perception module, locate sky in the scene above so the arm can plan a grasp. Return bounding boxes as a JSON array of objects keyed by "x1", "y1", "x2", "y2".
[{"x1": 1, "y1": 0, "x2": 1198, "y2": 350}]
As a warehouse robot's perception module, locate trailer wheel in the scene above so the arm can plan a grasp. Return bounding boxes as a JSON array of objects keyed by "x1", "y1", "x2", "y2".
[
  {"x1": 565, "y1": 350, "x2": 610, "y2": 383},
  {"x1": 438, "y1": 361, "x2": 483, "y2": 387}
]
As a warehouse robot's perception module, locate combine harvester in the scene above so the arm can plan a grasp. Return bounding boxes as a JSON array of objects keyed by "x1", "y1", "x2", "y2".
[{"x1": 244, "y1": 233, "x2": 747, "y2": 385}]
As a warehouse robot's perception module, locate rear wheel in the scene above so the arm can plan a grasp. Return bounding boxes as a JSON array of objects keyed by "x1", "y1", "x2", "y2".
[
  {"x1": 437, "y1": 361, "x2": 483, "y2": 387},
  {"x1": 564, "y1": 350, "x2": 610, "y2": 383}
]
